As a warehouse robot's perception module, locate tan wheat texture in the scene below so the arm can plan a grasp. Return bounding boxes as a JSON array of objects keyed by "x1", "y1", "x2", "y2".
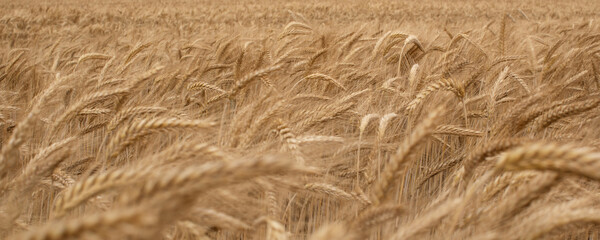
[{"x1": 1, "y1": 0, "x2": 600, "y2": 239}]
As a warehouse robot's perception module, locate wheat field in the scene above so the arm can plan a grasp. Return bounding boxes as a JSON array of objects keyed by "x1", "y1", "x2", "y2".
[{"x1": 1, "y1": 0, "x2": 600, "y2": 239}]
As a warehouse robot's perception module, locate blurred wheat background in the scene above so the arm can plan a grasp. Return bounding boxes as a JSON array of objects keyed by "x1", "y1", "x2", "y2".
[{"x1": 1, "y1": 0, "x2": 600, "y2": 239}]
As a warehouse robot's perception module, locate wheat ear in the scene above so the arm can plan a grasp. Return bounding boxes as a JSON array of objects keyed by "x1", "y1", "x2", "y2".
[{"x1": 371, "y1": 108, "x2": 441, "y2": 205}]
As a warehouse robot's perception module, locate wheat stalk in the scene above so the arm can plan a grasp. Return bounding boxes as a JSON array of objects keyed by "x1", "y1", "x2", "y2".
[
  {"x1": 106, "y1": 117, "x2": 215, "y2": 161},
  {"x1": 497, "y1": 142, "x2": 600, "y2": 180}
]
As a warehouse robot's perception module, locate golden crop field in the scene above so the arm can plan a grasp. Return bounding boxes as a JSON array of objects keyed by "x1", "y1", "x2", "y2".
[{"x1": 1, "y1": 0, "x2": 600, "y2": 239}]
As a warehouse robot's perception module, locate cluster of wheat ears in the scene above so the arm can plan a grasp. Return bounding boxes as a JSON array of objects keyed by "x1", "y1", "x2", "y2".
[{"x1": 1, "y1": 1, "x2": 600, "y2": 239}]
